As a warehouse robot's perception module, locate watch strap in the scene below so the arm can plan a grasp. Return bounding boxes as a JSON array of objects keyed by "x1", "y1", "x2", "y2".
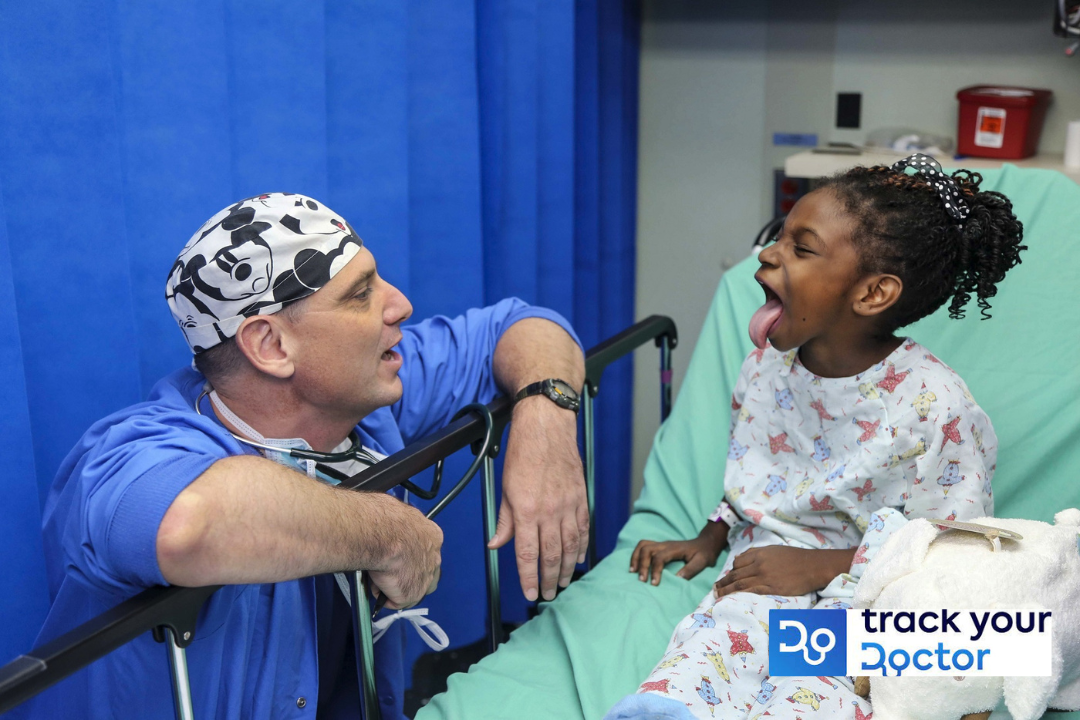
[
  {"x1": 513, "y1": 378, "x2": 580, "y2": 413},
  {"x1": 513, "y1": 380, "x2": 548, "y2": 403}
]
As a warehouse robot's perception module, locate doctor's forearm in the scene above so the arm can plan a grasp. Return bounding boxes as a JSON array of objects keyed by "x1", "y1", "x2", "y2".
[
  {"x1": 489, "y1": 316, "x2": 589, "y2": 600},
  {"x1": 492, "y1": 317, "x2": 585, "y2": 396},
  {"x1": 156, "y1": 455, "x2": 438, "y2": 587}
]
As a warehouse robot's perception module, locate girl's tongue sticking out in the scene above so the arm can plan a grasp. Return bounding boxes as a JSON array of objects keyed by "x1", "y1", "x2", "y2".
[{"x1": 748, "y1": 294, "x2": 784, "y2": 350}]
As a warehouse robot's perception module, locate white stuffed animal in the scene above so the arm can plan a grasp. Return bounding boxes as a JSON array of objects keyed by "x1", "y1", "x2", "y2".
[{"x1": 853, "y1": 509, "x2": 1080, "y2": 720}]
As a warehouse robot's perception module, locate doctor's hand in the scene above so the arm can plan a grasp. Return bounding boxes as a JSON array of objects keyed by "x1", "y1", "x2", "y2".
[
  {"x1": 488, "y1": 395, "x2": 588, "y2": 603},
  {"x1": 712, "y1": 545, "x2": 856, "y2": 599},
  {"x1": 367, "y1": 505, "x2": 444, "y2": 609}
]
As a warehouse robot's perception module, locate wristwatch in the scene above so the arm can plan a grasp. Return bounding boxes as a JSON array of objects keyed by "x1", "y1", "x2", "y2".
[{"x1": 513, "y1": 378, "x2": 581, "y2": 413}]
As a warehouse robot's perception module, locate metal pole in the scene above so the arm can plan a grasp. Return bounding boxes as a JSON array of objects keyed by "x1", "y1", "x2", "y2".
[
  {"x1": 480, "y1": 455, "x2": 504, "y2": 652},
  {"x1": 163, "y1": 628, "x2": 195, "y2": 720},
  {"x1": 349, "y1": 571, "x2": 381, "y2": 720},
  {"x1": 660, "y1": 337, "x2": 673, "y2": 422},
  {"x1": 582, "y1": 384, "x2": 597, "y2": 570}
]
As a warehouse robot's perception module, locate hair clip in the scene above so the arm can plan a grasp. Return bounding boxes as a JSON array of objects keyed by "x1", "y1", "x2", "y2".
[{"x1": 890, "y1": 153, "x2": 970, "y2": 224}]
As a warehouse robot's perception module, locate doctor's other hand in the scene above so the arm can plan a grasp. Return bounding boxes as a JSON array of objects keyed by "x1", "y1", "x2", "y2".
[
  {"x1": 631, "y1": 519, "x2": 730, "y2": 586},
  {"x1": 367, "y1": 505, "x2": 443, "y2": 609},
  {"x1": 488, "y1": 395, "x2": 589, "y2": 603}
]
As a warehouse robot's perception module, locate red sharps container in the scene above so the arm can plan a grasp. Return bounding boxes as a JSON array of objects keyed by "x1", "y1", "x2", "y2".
[{"x1": 956, "y1": 86, "x2": 1053, "y2": 160}]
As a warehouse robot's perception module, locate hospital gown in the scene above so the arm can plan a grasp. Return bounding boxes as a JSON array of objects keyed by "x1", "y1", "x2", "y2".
[{"x1": 625, "y1": 339, "x2": 996, "y2": 720}]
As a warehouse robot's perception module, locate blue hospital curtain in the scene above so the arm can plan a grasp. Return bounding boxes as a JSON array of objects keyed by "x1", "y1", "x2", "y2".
[{"x1": 0, "y1": 0, "x2": 640, "y2": 678}]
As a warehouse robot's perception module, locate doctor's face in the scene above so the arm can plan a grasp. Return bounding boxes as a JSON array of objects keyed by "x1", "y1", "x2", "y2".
[{"x1": 283, "y1": 246, "x2": 413, "y2": 422}]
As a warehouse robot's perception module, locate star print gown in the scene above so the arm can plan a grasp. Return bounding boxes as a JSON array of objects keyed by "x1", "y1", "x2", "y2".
[{"x1": 632, "y1": 340, "x2": 996, "y2": 719}]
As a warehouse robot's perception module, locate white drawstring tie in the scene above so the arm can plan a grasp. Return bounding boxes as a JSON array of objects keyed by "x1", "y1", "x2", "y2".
[
  {"x1": 371, "y1": 608, "x2": 449, "y2": 651},
  {"x1": 334, "y1": 572, "x2": 449, "y2": 651}
]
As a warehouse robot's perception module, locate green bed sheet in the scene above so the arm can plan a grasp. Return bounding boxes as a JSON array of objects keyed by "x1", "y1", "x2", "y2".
[{"x1": 417, "y1": 165, "x2": 1080, "y2": 720}]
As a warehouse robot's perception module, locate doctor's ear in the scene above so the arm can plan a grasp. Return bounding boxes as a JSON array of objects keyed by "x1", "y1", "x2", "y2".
[
  {"x1": 234, "y1": 316, "x2": 296, "y2": 379},
  {"x1": 852, "y1": 273, "x2": 903, "y2": 318}
]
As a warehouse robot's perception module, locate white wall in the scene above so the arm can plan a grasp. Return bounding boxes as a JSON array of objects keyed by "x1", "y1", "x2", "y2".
[
  {"x1": 829, "y1": 2, "x2": 1080, "y2": 152},
  {"x1": 631, "y1": 0, "x2": 1078, "y2": 503},
  {"x1": 631, "y1": 2, "x2": 769, "y2": 502}
]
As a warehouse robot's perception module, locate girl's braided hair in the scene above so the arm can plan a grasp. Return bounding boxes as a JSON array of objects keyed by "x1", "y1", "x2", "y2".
[{"x1": 818, "y1": 165, "x2": 1026, "y2": 334}]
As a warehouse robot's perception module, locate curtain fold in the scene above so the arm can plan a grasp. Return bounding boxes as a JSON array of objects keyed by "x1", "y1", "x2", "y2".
[
  {"x1": 0, "y1": 180, "x2": 49, "y2": 669},
  {"x1": 0, "y1": 0, "x2": 639, "y2": 678}
]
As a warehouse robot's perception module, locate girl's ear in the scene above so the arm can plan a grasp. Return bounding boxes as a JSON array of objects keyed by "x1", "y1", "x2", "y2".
[{"x1": 852, "y1": 273, "x2": 903, "y2": 317}]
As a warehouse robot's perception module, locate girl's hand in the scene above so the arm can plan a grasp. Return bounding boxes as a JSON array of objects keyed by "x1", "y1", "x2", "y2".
[
  {"x1": 630, "y1": 520, "x2": 729, "y2": 586},
  {"x1": 712, "y1": 546, "x2": 856, "y2": 598}
]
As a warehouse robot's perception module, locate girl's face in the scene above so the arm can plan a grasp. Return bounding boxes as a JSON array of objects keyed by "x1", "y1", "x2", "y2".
[{"x1": 753, "y1": 189, "x2": 866, "y2": 353}]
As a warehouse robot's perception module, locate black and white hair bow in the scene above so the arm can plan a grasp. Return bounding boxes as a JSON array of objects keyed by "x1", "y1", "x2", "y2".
[{"x1": 890, "y1": 153, "x2": 970, "y2": 224}]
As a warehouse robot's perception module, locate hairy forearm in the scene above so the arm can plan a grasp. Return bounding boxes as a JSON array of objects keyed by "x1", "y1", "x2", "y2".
[
  {"x1": 489, "y1": 316, "x2": 589, "y2": 600},
  {"x1": 157, "y1": 455, "x2": 415, "y2": 586},
  {"x1": 492, "y1": 317, "x2": 585, "y2": 396}
]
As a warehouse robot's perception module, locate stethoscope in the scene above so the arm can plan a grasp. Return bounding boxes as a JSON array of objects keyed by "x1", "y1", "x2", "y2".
[{"x1": 194, "y1": 387, "x2": 383, "y2": 479}]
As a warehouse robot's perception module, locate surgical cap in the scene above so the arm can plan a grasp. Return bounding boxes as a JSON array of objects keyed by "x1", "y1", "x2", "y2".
[{"x1": 166, "y1": 193, "x2": 362, "y2": 353}]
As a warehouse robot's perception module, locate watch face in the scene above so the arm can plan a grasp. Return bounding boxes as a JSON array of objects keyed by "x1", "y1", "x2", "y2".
[{"x1": 546, "y1": 379, "x2": 580, "y2": 411}]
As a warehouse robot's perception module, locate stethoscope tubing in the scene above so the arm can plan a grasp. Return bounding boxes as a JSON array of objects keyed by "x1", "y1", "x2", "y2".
[
  {"x1": 194, "y1": 389, "x2": 381, "y2": 466},
  {"x1": 370, "y1": 402, "x2": 495, "y2": 616}
]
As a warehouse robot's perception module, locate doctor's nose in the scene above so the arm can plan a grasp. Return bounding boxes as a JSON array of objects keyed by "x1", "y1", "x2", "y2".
[{"x1": 384, "y1": 282, "x2": 413, "y2": 326}]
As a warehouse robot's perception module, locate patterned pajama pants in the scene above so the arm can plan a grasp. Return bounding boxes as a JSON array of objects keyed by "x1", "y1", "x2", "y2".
[{"x1": 636, "y1": 591, "x2": 868, "y2": 720}]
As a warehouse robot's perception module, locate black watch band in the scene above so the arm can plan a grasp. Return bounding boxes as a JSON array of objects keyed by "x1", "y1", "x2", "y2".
[{"x1": 512, "y1": 378, "x2": 581, "y2": 413}]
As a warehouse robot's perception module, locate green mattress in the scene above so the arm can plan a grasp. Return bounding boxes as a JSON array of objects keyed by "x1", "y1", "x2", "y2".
[{"x1": 417, "y1": 166, "x2": 1080, "y2": 720}]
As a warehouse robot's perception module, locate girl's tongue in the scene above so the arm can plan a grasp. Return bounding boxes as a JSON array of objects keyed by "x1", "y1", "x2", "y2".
[{"x1": 748, "y1": 297, "x2": 784, "y2": 349}]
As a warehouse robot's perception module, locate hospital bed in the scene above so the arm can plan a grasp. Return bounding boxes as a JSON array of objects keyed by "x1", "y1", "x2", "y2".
[
  {"x1": 415, "y1": 165, "x2": 1080, "y2": 720},
  {"x1": 0, "y1": 315, "x2": 678, "y2": 719}
]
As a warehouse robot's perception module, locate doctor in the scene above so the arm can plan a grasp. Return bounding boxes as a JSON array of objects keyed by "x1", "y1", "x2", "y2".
[{"x1": 26, "y1": 193, "x2": 587, "y2": 719}]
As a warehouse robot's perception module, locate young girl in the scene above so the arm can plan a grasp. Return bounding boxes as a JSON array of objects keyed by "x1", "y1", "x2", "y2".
[{"x1": 608, "y1": 155, "x2": 1026, "y2": 720}]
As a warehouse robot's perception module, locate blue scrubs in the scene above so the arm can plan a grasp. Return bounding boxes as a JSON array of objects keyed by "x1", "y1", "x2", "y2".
[{"x1": 18, "y1": 299, "x2": 579, "y2": 720}]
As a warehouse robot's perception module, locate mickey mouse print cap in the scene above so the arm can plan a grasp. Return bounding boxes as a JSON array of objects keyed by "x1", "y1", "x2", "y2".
[{"x1": 166, "y1": 193, "x2": 363, "y2": 353}]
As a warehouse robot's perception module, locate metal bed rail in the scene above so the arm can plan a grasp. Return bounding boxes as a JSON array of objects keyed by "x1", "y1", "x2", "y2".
[{"x1": 0, "y1": 314, "x2": 677, "y2": 719}]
